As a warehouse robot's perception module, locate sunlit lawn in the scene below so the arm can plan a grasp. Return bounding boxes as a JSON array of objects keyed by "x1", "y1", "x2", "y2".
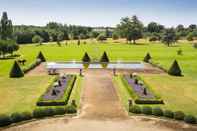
[
  {"x1": 0, "y1": 40, "x2": 197, "y2": 116},
  {"x1": 0, "y1": 75, "x2": 53, "y2": 115}
]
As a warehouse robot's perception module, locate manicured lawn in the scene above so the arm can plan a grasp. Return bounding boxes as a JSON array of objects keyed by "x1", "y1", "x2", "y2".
[
  {"x1": 69, "y1": 76, "x2": 83, "y2": 109},
  {"x1": 0, "y1": 75, "x2": 54, "y2": 115},
  {"x1": 142, "y1": 74, "x2": 197, "y2": 116},
  {"x1": 1, "y1": 40, "x2": 197, "y2": 117}
]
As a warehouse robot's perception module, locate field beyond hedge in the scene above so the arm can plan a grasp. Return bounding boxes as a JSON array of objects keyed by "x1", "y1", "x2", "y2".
[{"x1": 0, "y1": 40, "x2": 197, "y2": 116}]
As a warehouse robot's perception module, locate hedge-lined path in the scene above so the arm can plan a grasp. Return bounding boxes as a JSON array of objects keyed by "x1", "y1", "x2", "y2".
[{"x1": 79, "y1": 69, "x2": 128, "y2": 119}]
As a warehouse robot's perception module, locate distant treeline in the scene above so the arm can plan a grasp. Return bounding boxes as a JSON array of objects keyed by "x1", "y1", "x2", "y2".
[{"x1": 2, "y1": 11, "x2": 197, "y2": 46}]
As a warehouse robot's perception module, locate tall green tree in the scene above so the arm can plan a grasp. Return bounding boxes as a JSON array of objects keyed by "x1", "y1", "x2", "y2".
[
  {"x1": 0, "y1": 12, "x2": 13, "y2": 40},
  {"x1": 117, "y1": 15, "x2": 143, "y2": 44},
  {"x1": 162, "y1": 28, "x2": 177, "y2": 46}
]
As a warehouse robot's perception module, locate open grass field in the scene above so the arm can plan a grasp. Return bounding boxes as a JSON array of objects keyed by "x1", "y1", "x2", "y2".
[{"x1": 1, "y1": 40, "x2": 197, "y2": 117}]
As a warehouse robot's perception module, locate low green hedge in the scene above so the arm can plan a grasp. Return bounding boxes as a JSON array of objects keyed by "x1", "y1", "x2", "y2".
[
  {"x1": 37, "y1": 75, "x2": 76, "y2": 106},
  {"x1": 142, "y1": 106, "x2": 152, "y2": 115},
  {"x1": 0, "y1": 114, "x2": 12, "y2": 127},
  {"x1": 135, "y1": 99, "x2": 164, "y2": 104},
  {"x1": 0, "y1": 103, "x2": 77, "y2": 127},
  {"x1": 184, "y1": 115, "x2": 196, "y2": 124},
  {"x1": 152, "y1": 107, "x2": 163, "y2": 116},
  {"x1": 11, "y1": 112, "x2": 32, "y2": 123},
  {"x1": 121, "y1": 75, "x2": 164, "y2": 105},
  {"x1": 164, "y1": 110, "x2": 174, "y2": 118},
  {"x1": 129, "y1": 105, "x2": 141, "y2": 114},
  {"x1": 23, "y1": 59, "x2": 42, "y2": 74},
  {"x1": 65, "y1": 104, "x2": 77, "y2": 114},
  {"x1": 174, "y1": 111, "x2": 185, "y2": 120},
  {"x1": 129, "y1": 106, "x2": 197, "y2": 125}
]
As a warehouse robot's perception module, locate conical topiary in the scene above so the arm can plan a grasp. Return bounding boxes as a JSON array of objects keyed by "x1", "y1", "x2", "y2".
[
  {"x1": 143, "y1": 53, "x2": 152, "y2": 63},
  {"x1": 100, "y1": 51, "x2": 109, "y2": 63},
  {"x1": 168, "y1": 60, "x2": 182, "y2": 76},
  {"x1": 9, "y1": 61, "x2": 24, "y2": 78},
  {"x1": 82, "y1": 52, "x2": 91, "y2": 63},
  {"x1": 37, "y1": 51, "x2": 46, "y2": 62}
]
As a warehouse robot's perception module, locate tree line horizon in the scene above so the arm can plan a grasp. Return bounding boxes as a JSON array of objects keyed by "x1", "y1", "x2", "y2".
[{"x1": 1, "y1": 11, "x2": 197, "y2": 57}]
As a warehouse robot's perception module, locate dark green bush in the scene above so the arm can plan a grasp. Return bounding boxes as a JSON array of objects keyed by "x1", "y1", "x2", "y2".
[
  {"x1": 0, "y1": 114, "x2": 11, "y2": 127},
  {"x1": 168, "y1": 60, "x2": 182, "y2": 76},
  {"x1": 129, "y1": 105, "x2": 141, "y2": 114},
  {"x1": 54, "y1": 107, "x2": 66, "y2": 115},
  {"x1": 152, "y1": 107, "x2": 163, "y2": 116},
  {"x1": 82, "y1": 52, "x2": 91, "y2": 63},
  {"x1": 33, "y1": 108, "x2": 48, "y2": 118},
  {"x1": 9, "y1": 61, "x2": 24, "y2": 78},
  {"x1": 184, "y1": 115, "x2": 196, "y2": 124},
  {"x1": 65, "y1": 104, "x2": 77, "y2": 114},
  {"x1": 21, "y1": 112, "x2": 32, "y2": 120},
  {"x1": 164, "y1": 110, "x2": 174, "y2": 118},
  {"x1": 11, "y1": 112, "x2": 25, "y2": 123},
  {"x1": 23, "y1": 59, "x2": 41, "y2": 73},
  {"x1": 100, "y1": 51, "x2": 109, "y2": 63},
  {"x1": 174, "y1": 111, "x2": 185, "y2": 120},
  {"x1": 193, "y1": 43, "x2": 197, "y2": 48},
  {"x1": 143, "y1": 53, "x2": 152, "y2": 63},
  {"x1": 135, "y1": 99, "x2": 164, "y2": 104},
  {"x1": 142, "y1": 106, "x2": 152, "y2": 115},
  {"x1": 37, "y1": 51, "x2": 46, "y2": 62}
]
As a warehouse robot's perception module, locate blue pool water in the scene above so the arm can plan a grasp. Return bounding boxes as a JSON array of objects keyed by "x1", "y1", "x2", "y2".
[{"x1": 46, "y1": 62, "x2": 145, "y2": 69}]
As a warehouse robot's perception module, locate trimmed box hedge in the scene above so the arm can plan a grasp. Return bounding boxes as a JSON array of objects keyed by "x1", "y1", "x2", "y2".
[
  {"x1": 23, "y1": 59, "x2": 42, "y2": 74},
  {"x1": 121, "y1": 75, "x2": 164, "y2": 105},
  {"x1": 37, "y1": 75, "x2": 76, "y2": 106}
]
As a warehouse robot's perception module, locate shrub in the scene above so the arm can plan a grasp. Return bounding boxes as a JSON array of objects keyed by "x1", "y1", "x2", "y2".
[
  {"x1": 9, "y1": 61, "x2": 24, "y2": 78},
  {"x1": 11, "y1": 112, "x2": 24, "y2": 123},
  {"x1": 54, "y1": 107, "x2": 66, "y2": 115},
  {"x1": 129, "y1": 105, "x2": 141, "y2": 114},
  {"x1": 142, "y1": 106, "x2": 152, "y2": 115},
  {"x1": 36, "y1": 51, "x2": 46, "y2": 62},
  {"x1": 168, "y1": 60, "x2": 182, "y2": 76},
  {"x1": 0, "y1": 114, "x2": 11, "y2": 127},
  {"x1": 143, "y1": 53, "x2": 152, "y2": 63},
  {"x1": 21, "y1": 112, "x2": 32, "y2": 120},
  {"x1": 177, "y1": 49, "x2": 183, "y2": 55},
  {"x1": 11, "y1": 112, "x2": 32, "y2": 123},
  {"x1": 174, "y1": 111, "x2": 185, "y2": 120},
  {"x1": 193, "y1": 43, "x2": 197, "y2": 48},
  {"x1": 184, "y1": 115, "x2": 196, "y2": 124},
  {"x1": 33, "y1": 108, "x2": 48, "y2": 118},
  {"x1": 82, "y1": 52, "x2": 91, "y2": 63},
  {"x1": 135, "y1": 99, "x2": 164, "y2": 104},
  {"x1": 152, "y1": 107, "x2": 163, "y2": 116},
  {"x1": 23, "y1": 59, "x2": 42, "y2": 73},
  {"x1": 149, "y1": 36, "x2": 158, "y2": 42},
  {"x1": 97, "y1": 34, "x2": 107, "y2": 41},
  {"x1": 112, "y1": 33, "x2": 119, "y2": 40},
  {"x1": 65, "y1": 104, "x2": 77, "y2": 114},
  {"x1": 100, "y1": 51, "x2": 109, "y2": 63},
  {"x1": 164, "y1": 110, "x2": 174, "y2": 118}
]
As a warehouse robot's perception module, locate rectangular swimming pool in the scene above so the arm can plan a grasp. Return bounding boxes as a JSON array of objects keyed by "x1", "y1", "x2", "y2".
[{"x1": 46, "y1": 62, "x2": 145, "y2": 69}]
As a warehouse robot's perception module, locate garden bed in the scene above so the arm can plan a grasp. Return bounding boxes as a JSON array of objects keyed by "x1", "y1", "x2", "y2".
[
  {"x1": 37, "y1": 74, "x2": 76, "y2": 106},
  {"x1": 121, "y1": 74, "x2": 164, "y2": 104}
]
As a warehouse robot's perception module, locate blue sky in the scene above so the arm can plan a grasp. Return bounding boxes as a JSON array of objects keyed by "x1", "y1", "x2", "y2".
[{"x1": 0, "y1": 0, "x2": 197, "y2": 27}]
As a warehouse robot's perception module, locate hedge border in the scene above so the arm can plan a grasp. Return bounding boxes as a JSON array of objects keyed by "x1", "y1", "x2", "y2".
[
  {"x1": 121, "y1": 75, "x2": 164, "y2": 104},
  {"x1": 36, "y1": 75, "x2": 77, "y2": 106},
  {"x1": 129, "y1": 105, "x2": 197, "y2": 125},
  {"x1": 0, "y1": 105, "x2": 77, "y2": 128},
  {"x1": 23, "y1": 59, "x2": 42, "y2": 74}
]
